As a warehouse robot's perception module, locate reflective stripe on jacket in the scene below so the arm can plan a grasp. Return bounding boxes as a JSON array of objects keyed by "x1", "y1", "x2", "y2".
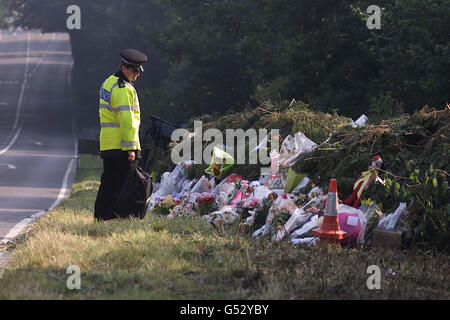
[{"x1": 99, "y1": 74, "x2": 141, "y2": 152}]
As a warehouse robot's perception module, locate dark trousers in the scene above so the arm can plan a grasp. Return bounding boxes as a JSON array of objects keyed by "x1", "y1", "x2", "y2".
[{"x1": 94, "y1": 153, "x2": 138, "y2": 221}]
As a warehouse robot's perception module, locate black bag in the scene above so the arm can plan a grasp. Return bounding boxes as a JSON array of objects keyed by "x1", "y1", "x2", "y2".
[{"x1": 115, "y1": 165, "x2": 153, "y2": 219}]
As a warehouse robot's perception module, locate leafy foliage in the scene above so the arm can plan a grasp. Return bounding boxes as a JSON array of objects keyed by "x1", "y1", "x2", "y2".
[
  {"x1": 0, "y1": 0, "x2": 12, "y2": 28},
  {"x1": 151, "y1": 103, "x2": 449, "y2": 251},
  {"x1": 293, "y1": 106, "x2": 449, "y2": 251},
  {"x1": 162, "y1": 99, "x2": 351, "y2": 181},
  {"x1": 6, "y1": 0, "x2": 449, "y2": 250},
  {"x1": 364, "y1": 0, "x2": 450, "y2": 114},
  {"x1": 8, "y1": 0, "x2": 449, "y2": 126},
  {"x1": 8, "y1": 0, "x2": 169, "y2": 130}
]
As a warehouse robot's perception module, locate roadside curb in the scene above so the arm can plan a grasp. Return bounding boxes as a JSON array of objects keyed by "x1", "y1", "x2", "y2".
[{"x1": 0, "y1": 151, "x2": 78, "y2": 275}]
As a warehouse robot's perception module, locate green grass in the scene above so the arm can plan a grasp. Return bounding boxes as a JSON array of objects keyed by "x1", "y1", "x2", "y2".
[{"x1": 0, "y1": 155, "x2": 448, "y2": 299}]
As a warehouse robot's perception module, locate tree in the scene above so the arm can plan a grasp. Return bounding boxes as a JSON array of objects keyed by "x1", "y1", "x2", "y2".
[
  {"x1": 8, "y1": 0, "x2": 449, "y2": 125},
  {"x1": 9, "y1": 0, "x2": 169, "y2": 128},
  {"x1": 364, "y1": 0, "x2": 450, "y2": 114},
  {"x1": 0, "y1": 0, "x2": 13, "y2": 29}
]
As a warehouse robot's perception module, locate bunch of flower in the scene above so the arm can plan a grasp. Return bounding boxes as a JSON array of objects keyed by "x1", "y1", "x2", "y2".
[
  {"x1": 191, "y1": 192, "x2": 217, "y2": 215},
  {"x1": 240, "y1": 180, "x2": 249, "y2": 190},
  {"x1": 233, "y1": 178, "x2": 240, "y2": 190},
  {"x1": 304, "y1": 205, "x2": 320, "y2": 214},
  {"x1": 293, "y1": 193, "x2": 308, "y2": 207},
  {"x1": 152, "y1": 195, "x2": 178, "y2": 216},
  {"x1": 246, "y1": 185, "x2": 254, "y2": 194},
  {"x1": 268, "y1": 192, "x2": 278, "y2": 202},
  {"x1": 307, "y1": 186, "x2": 323, "y2": 199},
  {"x1": 226, "y1": 174, "x2": 242, "y2": 183},
  {"x1": 252, "y1": 192, "x2": 278, "y2": 230},
  {"x1": 196, "y1": 192, "x2": 216, "y2": 204},
  {"x1": 245, "y1": 198, "x2": 262, "y2": 209},
  {"x1": 281, "y1": 193, "x2": 295, "y2": 200},
  {"x1": 238, "y1": 198, "x2": 263, "y2": 225},
  {"x1": 170, "y1": 202, "x2": 196, "y2": 217},
  {"x1": 203, "y1": 209, "x2": 240, "y2": 228},
  {"x1": 221, "y1": 210, "x2": 240, "y2": 224},
  {"x1": 270, "y1": 206, "x2": 291, "y2": 235},
  {"x1": 169, "y1": 193, "x2": 196, "y2": 218},
  {"x1": 232, "y1": 197, "x2": 262, "y2": 213},
  {"x1": 210, "y1": 161, "x2": 221, "y2": 177},
  {"x1": 233, "y1": 178, "x2": 249, "y2": 191}
]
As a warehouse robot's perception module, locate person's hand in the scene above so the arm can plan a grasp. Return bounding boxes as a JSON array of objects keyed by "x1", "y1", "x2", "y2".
[{"x1": 127, "y1": 151, "x2": 136, "y2": 162}]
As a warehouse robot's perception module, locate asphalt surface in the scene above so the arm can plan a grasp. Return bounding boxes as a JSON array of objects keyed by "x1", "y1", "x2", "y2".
[{"x1": 0, "y1": 29, "x2": 77, "y2": 244}]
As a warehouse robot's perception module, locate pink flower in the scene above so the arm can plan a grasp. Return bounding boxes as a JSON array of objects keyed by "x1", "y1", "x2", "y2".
[
  {"x1": 268, "y1": 192, "x2": 278, "y2": 201},
  {"x1": 248, "y1": 199, "x2": 262, "y2": 208},
  {"x1": 240, "y1": 180, "x2": 249, "y2": 190},
  {"x1": 226, "y1": 174, "x2": 242, "y2": 183}
]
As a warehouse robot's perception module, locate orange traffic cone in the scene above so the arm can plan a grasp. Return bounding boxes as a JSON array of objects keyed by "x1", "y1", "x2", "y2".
[{"x1": 312, "y1": 179, "x2": 348, "y2": 244}]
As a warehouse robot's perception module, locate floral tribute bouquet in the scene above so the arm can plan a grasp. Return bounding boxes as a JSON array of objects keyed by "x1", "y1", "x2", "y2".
[
  {"x1": 169, "y1": 193, "x2": 196, "y2": 218},
  {"x1": 170, "y1": 192, "x2": 218, "y2": 218},
  {"x1": 229, "y1": 179, "x2": 250, "y2": 205},
  {"x1": 205, "y1": 146, "x2": 235, "y2": 180},
  {"x1": 226, "y1": 174, "x2": 242, "y2": 183},
  {"x1": 203, "y1": 207, "x2": 240, "y2": 229},
  {"x1": 232, "y1": 197, "x2": 262, "y2": 219},
  {"x1": 240, "y1": 192, "x2": 279, "y2": 233},
  {"x1": 194, "y1": 192, "x2": 218, "y2": 215},
  {"x1": 151, "y1": 195, "x2": 179, "y2": 215}
]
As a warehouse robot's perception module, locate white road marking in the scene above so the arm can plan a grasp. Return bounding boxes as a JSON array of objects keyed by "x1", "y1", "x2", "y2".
[
  {"x1": 0, "y1": 102, "x2": 8, "y2": 106},
  {"x1": 0, "y1": 163, "x2": 17, "y2": 169},
  {"x1": 13, "y1": 32, "x2": 30, "y2": 130},
  {"x1": 1, "y1": 158, "x2": 77, "y2": 245},
  {"x1": 48, "y1": 158, "x2": 76, "y2": 211},
  {"x1": 0, "y1": 126, "x2": 22, "y2": 155},
  {"x1": 0, "y1": 32, "x2": 78, "y2": 246},
  {"x1": 26, "y1": 33, "x2": 56, "y2": 82},
  {"x1": 34, "y1": 141, "x2": 43, "y2": 146},
  {"x1": 0, "y1": 81, "x2": 19, "y2": 85}
]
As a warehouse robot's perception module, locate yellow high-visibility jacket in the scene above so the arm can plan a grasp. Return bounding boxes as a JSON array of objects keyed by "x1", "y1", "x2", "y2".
[{"x1": 99, "y1": 73, "x2": 141, "y2": 152}]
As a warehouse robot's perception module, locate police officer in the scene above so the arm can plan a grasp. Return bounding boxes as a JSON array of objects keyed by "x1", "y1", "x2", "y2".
[{"x1": 94, "y1": 49, "x2": 148, "y2": 221}]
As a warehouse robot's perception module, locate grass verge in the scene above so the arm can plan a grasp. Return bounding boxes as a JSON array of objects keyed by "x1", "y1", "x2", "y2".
[{"x1": 0, "y1": 155, "x2": 448, "y2": 299}]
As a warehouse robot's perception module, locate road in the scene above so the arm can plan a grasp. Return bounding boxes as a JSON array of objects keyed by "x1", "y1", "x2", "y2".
[{"x1": 0, "y1": 29, "x2": 77, "y2": 257}]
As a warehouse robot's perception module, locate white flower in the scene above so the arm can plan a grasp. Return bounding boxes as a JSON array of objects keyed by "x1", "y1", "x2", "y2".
[
  {"x1": 202, "y1": 214, "x2": 212, "y2": 223},
  {"x1": 245, "y1": 215, "x2": 255, "y2": 226},
  {"x1": 221, "y1": 211, "x2": 239, "y2": 224}
]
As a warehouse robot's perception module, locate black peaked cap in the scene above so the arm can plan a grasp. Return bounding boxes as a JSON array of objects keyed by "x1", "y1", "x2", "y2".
[{"x1": 120, "y1": 49, "x2": 148, "y2": 66}]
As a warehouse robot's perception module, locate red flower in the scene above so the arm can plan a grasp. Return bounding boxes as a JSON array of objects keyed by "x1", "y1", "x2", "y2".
[
  {"x1": 198, "y1": 196, "x2": 215, "y2": 204},
  {"x1": 246, "y1": 186, "x2": 254, "y2": 194},
  {"x1": 269, "y1": 192, "x2": 278, "y2": 200},
  {"x1": 226, "y1": 174, "x2": 242, "y2": 183},
  {"x1": 282, "y1": 193, "x2": 287, "y2": 199},
  {"x1": 213, "y1": 167, "x2": 220, "y2": 176}
]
